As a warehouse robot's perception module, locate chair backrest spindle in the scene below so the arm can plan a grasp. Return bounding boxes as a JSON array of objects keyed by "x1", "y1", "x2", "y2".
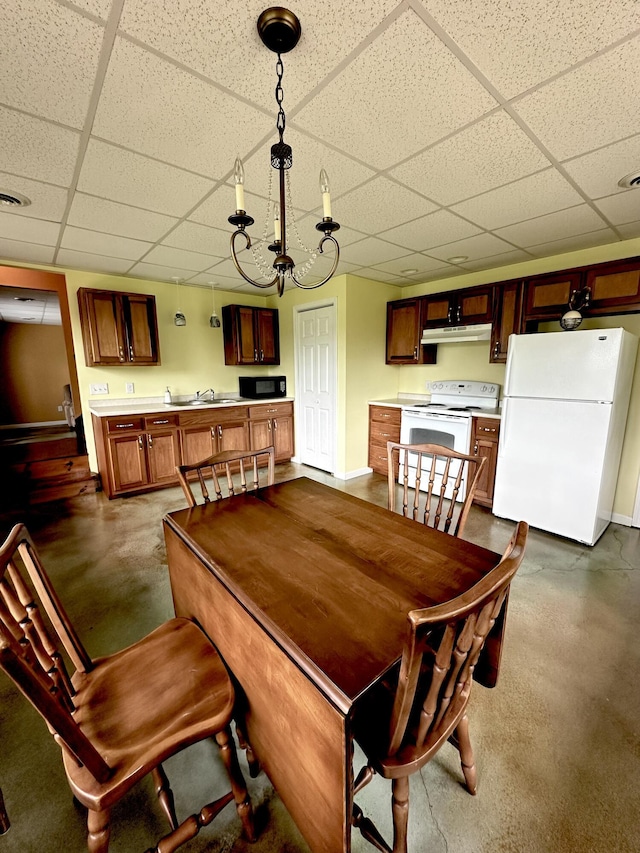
[{"x1": 176, "y1": 447, "x2": 275, "y2": 508}]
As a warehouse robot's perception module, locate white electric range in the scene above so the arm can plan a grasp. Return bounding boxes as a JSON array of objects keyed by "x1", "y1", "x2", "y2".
[{"x1": 400, "y1": 380, "x2": 501, "y2": 500}]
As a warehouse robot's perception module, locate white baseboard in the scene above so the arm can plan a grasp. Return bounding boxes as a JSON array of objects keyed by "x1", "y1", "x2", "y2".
[
  {"x1": 333, "y1": 467, "x2": 373, "y2": 480},
  {"x1": 611, "y1": 512, "x2": 633, "y2": 527}
]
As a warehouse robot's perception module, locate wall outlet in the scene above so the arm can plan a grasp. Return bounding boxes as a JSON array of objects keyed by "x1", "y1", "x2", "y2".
[
  {"x1": 57, "y1": 405, "x2": 63, "y2": 412},
  {"x1": 90, "y1": 383, "x2": 109, "y2": 395},
  {"x1": 126, "y1": 382, "x2": 135, "y2": 394},
  {"x1": 425, "y1": 380, "x2": 433, "y2": 391}
]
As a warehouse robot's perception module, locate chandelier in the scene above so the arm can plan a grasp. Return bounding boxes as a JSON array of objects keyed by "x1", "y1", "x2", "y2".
[{"x1": 228, "y1": 7, "x2": 341, "y2": 298}]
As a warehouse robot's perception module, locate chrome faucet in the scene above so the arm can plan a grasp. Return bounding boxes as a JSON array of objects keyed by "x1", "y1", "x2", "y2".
[{"x1": 195, "y1": 388, "x2": 215, "y2": 401}]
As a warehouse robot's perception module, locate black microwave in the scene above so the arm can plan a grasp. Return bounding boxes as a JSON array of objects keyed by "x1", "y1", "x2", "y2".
[{"x1": 239, "y1": 375, "x2": 287, "y2": 399}]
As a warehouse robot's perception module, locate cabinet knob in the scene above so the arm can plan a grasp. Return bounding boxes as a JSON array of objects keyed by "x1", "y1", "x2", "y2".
[
  {"x1": 447, "y1": 306, "x2": 452, "y2": 324},
  {"x1": 493, "y1": 341, "x2": 500, "y2": 358},
  {"x1": 273, "y1": 418, "x2": 278, "y2": 431},
  {"x1": 474, "y1": 443, "x2": 478, "y2": 455},
  {"x1": 455, "y1": 305, "x2": 461, "y2": 323},
  {"x1": 116, "y1": 422, "x2": 134, "y2": 429},
  {"x1": 129, "y1": 345, "x2": 134, "y2": 360},
  {"x1": 119, "y1": 346, "x2": 125, "y2": 362},
  {"x1": 254, "y1": 348, "x2": 258, "y2": 361},
  {"x1": 210, "y1": 427, "x2": 216, "y2": 439},
  {"x1": 218, "y1": 424, "x2": 222, "y2": 438},
  {"x1": 260, "y1": 349, "x2": 264, "y2": 361},
  {"x1": 413, "y1": 345, "x2": 418, "y2": 360},
  {"x1": 137, "y1": 435, "x2": 144, "y2": 450},
  {"x1": 268, "y1": 419, "x2": 272, "y2": 431},
  {"x1": 148, "y1": 434, "x2": 153, "y2": 448}
]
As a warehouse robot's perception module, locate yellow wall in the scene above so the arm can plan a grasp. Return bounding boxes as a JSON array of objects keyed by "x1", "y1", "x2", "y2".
[
  {"x1": 2, "y1": 232, "x2": 640, "y2": 518},
  {"x1": 0, "y1": 322, "x2": 70, "y2": 425}
]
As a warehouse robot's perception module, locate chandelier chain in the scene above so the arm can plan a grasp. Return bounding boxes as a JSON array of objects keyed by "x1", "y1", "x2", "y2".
[{"x1": 275, "y1": 54, "x2": 286, "y2": 140}]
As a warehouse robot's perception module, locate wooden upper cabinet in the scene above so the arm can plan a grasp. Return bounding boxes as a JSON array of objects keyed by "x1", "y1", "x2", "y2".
[
  {"x1": 222, "y1": 304, "x2": 280, "y2": 365},
  {"x1": 490, "y1": 281, "x2": 523, "y2": 363},
  {"x1": 421, "y1": 286, "x2": 493, "y2": 328},
  {"x1": 78, "y1": 288, "x2": 160, "y2": 367},
  {"x1": 386, "y1": 298, "x2": 437, "y2": 365},
  {"x1": 522, "y1": 272, "x2": 581, "y2": 323},
  {"x1": 585, "y1": 259, "x2": 640, "y2": 314}
]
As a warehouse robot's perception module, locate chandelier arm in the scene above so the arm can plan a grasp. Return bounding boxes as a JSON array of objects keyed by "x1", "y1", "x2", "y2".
[
  {"x1": 230, "y1": 229, "x2": 279, "y2": 289},
  {"x1": 288, "y1": 235, "x2": 340, "y2": 290}
]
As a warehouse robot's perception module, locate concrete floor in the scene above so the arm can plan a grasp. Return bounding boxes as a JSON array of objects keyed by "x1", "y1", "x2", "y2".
[{"x1": 1, "y1": 463, "x2": 639, "y2": 852}]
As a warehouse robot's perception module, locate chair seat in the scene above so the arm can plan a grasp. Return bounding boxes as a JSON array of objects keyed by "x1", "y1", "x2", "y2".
[{"x1": 64, "y1": 618, "x2": 235, "y2": 811}]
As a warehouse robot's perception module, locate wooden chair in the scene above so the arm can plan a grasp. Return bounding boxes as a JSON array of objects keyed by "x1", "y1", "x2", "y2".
[
  {"x1": 176, "y1": 446, "x2": 275, "y2": 508},
  {"x1": 351, "y1": 521, "x2": 528, "y2": 853},
  {"x1": 0, "y1": 524, "x2": 256, "y2": 853},
  {"x1": 387, "y1": 441, "x2": 486, "y2": 538}
]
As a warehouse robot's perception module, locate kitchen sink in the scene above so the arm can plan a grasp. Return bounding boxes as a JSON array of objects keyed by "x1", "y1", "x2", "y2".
[{"x1": 170, "y1": 399, "x2": 238, "y2": 407}]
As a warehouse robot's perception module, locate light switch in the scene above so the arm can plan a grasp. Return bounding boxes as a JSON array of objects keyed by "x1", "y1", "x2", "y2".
[
  {"x1": 126, "y1": 382, "x2": 135, "y2": 394},
  {"x1": 90, "y1": 383, "x2": 109, "y2": 395}
]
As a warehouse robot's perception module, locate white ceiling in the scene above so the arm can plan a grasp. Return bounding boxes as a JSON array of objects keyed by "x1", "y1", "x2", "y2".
[{"x1": 1, "y1": 0, "x2": 640, "y2": 302}]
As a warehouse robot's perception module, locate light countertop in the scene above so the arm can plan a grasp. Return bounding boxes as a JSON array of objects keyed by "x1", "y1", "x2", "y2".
[
  {"x1": 368, "y1": 397, "x2": 501, "y2": 419},
  {"x1": 90, "y1": 396, "x2": 294, "y2": 418}
]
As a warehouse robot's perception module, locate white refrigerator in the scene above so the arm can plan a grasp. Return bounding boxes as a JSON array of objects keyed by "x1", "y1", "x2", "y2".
[{"x1": 492, "y1": 328, "x2": 638, "y2": 545}]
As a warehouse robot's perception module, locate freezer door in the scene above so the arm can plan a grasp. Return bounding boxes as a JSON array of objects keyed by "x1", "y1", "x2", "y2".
[
  {"x1": 492, "y1": 397, "x2": 613, "y2": 545},
  {"x1": 504, "y1": 328, "x2": 624, "y2": 402}
]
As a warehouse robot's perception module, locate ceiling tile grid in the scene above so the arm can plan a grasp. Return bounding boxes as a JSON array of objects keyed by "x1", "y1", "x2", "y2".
[{"x1": 0, "y1": 0, "x2": 638, "y2": 305}]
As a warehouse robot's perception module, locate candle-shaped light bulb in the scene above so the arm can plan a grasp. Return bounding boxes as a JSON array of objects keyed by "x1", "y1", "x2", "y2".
[
  {"x1": 319, "y1": 168, "x2": 332, "y2": 218},
  {"x1": 234, "y1": 157, "x2": 245, "y2": 211},
  {"x1": 274, "y1": 202, "x2": 281, "y2": 242}
]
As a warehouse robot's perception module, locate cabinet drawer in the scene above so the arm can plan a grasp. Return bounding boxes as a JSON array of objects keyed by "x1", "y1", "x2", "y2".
[
  {"x1": 369, "y1": 406, "x2": 401, "y2": 426},
  {"x1": 144, "y1": 414, "x2": 178, "y2": 429},
  {"x1": 106, "y1": 416, "x2": 144, "y2": 433},
  {"x1": 370, "y1": 421, "x2": 400, "y2": 443},
  {"x1": 473, "y1": 417, "x2": 500, "y2": 437},
  {"x1": 179, "y1": 406, "x2": 248, "y2": 426},
  {"x1": 249, "y1": 402, "x2": 293, "y2": 419}
]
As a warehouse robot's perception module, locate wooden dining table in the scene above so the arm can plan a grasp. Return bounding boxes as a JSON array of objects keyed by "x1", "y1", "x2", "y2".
[{"x1": 163, "y1": 476, "x2": 504, "y2": 853}]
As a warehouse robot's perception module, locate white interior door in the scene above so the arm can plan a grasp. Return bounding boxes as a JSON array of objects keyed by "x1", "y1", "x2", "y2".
[{"x1": 295, "y1": 301, "x2": 337, "y2": 472}]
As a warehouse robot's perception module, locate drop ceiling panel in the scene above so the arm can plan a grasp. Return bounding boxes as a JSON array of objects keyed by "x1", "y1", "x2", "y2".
[
  {"x1": 77, "y1": 139, "x2": 215, "y2": 215},
  {"x1": 294, "y1": 9, "x2": 497, "y2": 170},
  {"x1": 372, "y1": 252, "x2": 452, "y2": 277},
  {"x1": 427, "y1": 232, "x2": 517, "y2": 262},
  {"x1": 421, "y1": 0, "x2": 640, "y2": 99},
  {"x1": 163, "y1": 221, "x2": 231, "y2": 257},
  {"x1": 563, "y1": 134, "x2": 640, "y2": 199},
  {"x1": 596, "y1": 192, "x2": 640, "y2": 225},
  {"x1": 60, "y1": 225, "x2": 153, "y2": 260},
  {"x1": 0, "y1": 239, "x2": 55, "y2": 265},
  {"x1": 0, "y1": 174, "x2": 68, "y2": 222},
  {"x1": 332, "y1": 177, "x2": 438, "y2": 235},
  {"x1": 494, "y1": 204, "x2": 611, "y2": 247},
  {"x1": 118, "y1": 0, "x2": 400, "y2": 110},
  {"x1": 526, "y1": 229, "x2": 618, "y2": 257},
  {"x1": 73, "y1": 0, "x2": 113, "y2": 17},
  {"x1": 0, "y1": 211, "x2": 60, "y2": 246},
  {"x1": 0, "y1": 107, "x2": 80, "y2": 186},
  {"x1": 67, "y1": 194, "x2": 178, "y2": 241},
  {"x1": 459, "y1": 249, "x2": 532, "y2": 271},
  {"x1": 142, "y1": 245, "x2": 226, "y2": 273},
  {"x1": 513, "y1": 36, "x2": 640, "y2": 161},
  {"x1": 341, "y1": 237, "x2": 409, "y2": 267},
  {"x1": 56, "y1": 248, "x2": 133, "y2": 274},
  {"x1": 391, "y1": 111, "x2": 552, "y2": 206},
  {"x1": 127, "y1": 261, "x2": 194, "y2": 282},
  {"x1": 450, "y1": 169, "x2": 586, "y2": 230},
  {"x1": 618, "y1": 221, "x2": 640, "y2": 239},
  {"x1": 2, "y1": 0, "x2": 104, "y2": 128},
  {"x1": 93, "y1": 38, "x2": 274, "y2": 177},
  {"x1": 380, "y1": 209, "x2": 481, "y2": 252}
]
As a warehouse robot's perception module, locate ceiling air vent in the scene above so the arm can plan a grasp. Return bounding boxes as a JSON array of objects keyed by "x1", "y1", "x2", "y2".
[
  {"x1": 0, "y1": 191, "x2": 31, "y2": 207},
  {"x1": 618, "y1": 170, "x2": 640, "y2": 189}
]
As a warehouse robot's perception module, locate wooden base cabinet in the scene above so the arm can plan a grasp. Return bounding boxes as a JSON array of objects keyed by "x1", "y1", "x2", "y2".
[
  {"x1": 368, "y1": 405, "x2": 401, "y2": 475},
  {"x1": 93, "y1": 403, "x2": 295, "y2": 498},
  {"x1": 94, "y1": 414, "x2": 180, "y2": 498},
  {"x1": 472, "y1": 417, "x2": 500, "y2": 508},
  {"x1": 249, "y1": 402, "x2": 294, "y2": 462}
]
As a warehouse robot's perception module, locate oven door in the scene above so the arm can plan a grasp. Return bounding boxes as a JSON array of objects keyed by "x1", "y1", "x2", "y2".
[{"x1": 399, "y1": 409, "x2": 472, "y2": 500}]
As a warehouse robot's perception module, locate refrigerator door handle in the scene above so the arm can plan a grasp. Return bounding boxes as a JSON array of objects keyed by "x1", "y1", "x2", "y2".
[
  {"x1": 498, "y1": 398, "x2": 510, "y2": 455},
  {"x1": 503, "y1": 334, "x2": 514, "y2": 394}
]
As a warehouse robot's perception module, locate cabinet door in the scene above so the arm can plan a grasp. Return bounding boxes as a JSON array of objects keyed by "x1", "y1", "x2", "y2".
[
  {"x1": 181, "y1": 425, "x2": 216, "y2": 466},
  {"x1": 421, "y1": 295, "x2": 452, "y2": 328},
  {"x1": 385, "y1": 300, "x2": 437, "y2": 364},
  {"x1": 109, "y1": 433, "x2": 148, "y2": 492},
  {"x1": 490, "y1": 282, "x2": 523, "y2": 363},
  {"x1": 472, "y1": 419, "x2": 500, "y2": 507},
  {"x1": 250, "y1": 418, "x2": 273, "y2": 450},
  {"x1": 457, "y1": 286, "x2": 493, "y2": 324},
  {"x1": 147, "y1": 430, "x2": 180, "y2": 484},
  {"x1": 123, "y1": 294, "x2": 159, "y2": 364},
  {"x1": 523, "y1": 271, "x2": 582, "y2": 322},
  {"x1": 80, "y1": 290, "x2": 125, "y2": 365},
  {"x1": 272, "y1": 416, "x2": 294, "y2": 460},
  {"x1": 585, "y1": 259, "x2": 640, "y2": 314},
  {"x1": 218, "y1": 420, "x2": 250, "y2": 453},
  {"x1": 237, "y1": 307, "x2": 258, "y2": 364},
  {"x1": 255, "y1": 308, "x2": 280, "y2": 363}
]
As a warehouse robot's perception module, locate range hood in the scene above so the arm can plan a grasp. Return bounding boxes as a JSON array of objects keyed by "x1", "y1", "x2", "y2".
[{"x1": 420, "y1": 323, "x2": 492, "y2": 345}]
